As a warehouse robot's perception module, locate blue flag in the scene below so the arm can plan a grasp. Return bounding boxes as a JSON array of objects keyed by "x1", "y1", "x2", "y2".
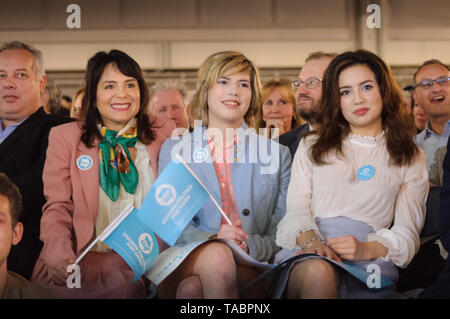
[
  {"x1": 101, "y1": 205, "x2": 159, "y2": 282},
  {"x1": 74, "y1": 156, "x2": 210, "y2": 281},
  {"x1": 137, "y1": 155, "x2": 210, "y2": 246}
]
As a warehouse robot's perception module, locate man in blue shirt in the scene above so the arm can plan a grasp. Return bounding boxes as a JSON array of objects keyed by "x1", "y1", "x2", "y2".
[
  {"x1": 398, "y1": 60, "x2": 450, "y2": 293},
  {"x1": 414, "y1": 60, "x2": 450, "y2": 187},
  {"x1": 413, "y1": 60, "x2": 450, "y2": 236},
  {"x1": 0, "y1": 41, "x2": 71, "y2": 279},
  {"x1": 0, "y1": 118, "x2": 26, "y2": 143}
]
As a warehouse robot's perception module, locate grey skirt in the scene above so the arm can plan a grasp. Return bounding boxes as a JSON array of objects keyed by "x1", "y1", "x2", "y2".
[{"x1": 267, "y1": 216, "x2": 403, "y2": 299}]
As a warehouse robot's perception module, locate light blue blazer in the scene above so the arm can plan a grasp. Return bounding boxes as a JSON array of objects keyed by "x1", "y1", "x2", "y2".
[{"x1": 158, "y1": 123, "x2": 291, "y2": 262}]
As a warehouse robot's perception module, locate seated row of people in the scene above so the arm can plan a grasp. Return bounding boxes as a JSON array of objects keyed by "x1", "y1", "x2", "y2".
[{"x1": 0, "y1": 40, "x2": 449, "y2": 298}]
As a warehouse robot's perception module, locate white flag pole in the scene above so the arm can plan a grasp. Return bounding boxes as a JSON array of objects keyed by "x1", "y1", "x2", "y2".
[
  {"x1": 175, "y1": 154, "x2": 233, "y2": 226},
  {"x1": 74, "y1": 204, "x2": 135, "y2": 265},
  {"x1": 74, "y1": 237, "x2": 99, "y2": 266}
]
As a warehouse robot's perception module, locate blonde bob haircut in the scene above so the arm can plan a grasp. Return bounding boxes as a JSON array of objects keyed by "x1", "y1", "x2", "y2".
[
  {"x1": 259, "y1": 77, "x2": 303, "y2": 129},
  {"x1": 192, "y1": 51, "x2": 262, "y2": 128}
]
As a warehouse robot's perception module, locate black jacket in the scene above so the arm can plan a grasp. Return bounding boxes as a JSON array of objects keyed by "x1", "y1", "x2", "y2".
[
  {"x1": 439, "y1": 138, "x2": 450, "y2": 269},
  {"x1": 419, "y1": 137, "x2": 450, "y2": 298},
  {"x1": 278, "y1": 123, "x2": 310, "y2": 161},
  {"x1": 0, "y1": 107, "x2": 72, "y2": 279}
]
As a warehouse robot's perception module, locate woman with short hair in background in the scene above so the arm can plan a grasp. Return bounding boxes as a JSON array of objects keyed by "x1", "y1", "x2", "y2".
[{"x1": 259, "y1": 78, "x2": 303, "y2": 139}]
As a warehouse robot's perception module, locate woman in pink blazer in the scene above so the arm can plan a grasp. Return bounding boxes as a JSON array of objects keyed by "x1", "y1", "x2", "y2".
[{"x1": 32, "y1": 50, "x2": 174, "y2": 298}]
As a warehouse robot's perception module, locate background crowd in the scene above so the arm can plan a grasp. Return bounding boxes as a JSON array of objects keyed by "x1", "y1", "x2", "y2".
[{"x1": 0, "y1": 39, "x2": 449, "y2": 299}]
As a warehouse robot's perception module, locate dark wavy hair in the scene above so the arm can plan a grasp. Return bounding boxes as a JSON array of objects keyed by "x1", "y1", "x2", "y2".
[
  {"x1": 81, "y1": 50, "x2": 154, "y2": 147},
  {"x1": 311, "y1": 50, "x2": 419, "y2": 166}
]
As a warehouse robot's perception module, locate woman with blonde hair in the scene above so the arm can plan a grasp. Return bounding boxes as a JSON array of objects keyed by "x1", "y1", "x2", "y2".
[
  {"x1": 157, "y1": 51, "x2": 291, "y2": 298},
  {"x1": 259, "y1": 78, "x2": 303, "y2": 139}
]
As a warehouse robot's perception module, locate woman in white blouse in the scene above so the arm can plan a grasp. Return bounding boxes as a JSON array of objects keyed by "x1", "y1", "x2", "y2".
[{"x1": 274, "y1": 50, "x2": 429, "y2": 298}]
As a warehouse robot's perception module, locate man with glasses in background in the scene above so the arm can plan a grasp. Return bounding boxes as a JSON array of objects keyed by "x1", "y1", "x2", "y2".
[
  {"x1": 398, "y1": 59, "x2": 450, "y2": 294},
  {"x1": 278, "y1": 52, "x2": 337, "y2": 159},
  {"x1": 414, "y1": 59, "x2": 450, "y2": 187},
  {"x1": 413, "y1": 60, "x2": 450, "y2": 237}
]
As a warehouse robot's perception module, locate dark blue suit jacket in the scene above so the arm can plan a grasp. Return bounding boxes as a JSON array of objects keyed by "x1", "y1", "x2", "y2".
[
  {"x1": 278, "y1": 124, "x2": 309, "y2": 161},
  {"x1": 439, "y1": 137, "x2": 450, "y2": 269},
  {"x1": 420, "y1": 137, "x2": 450, "y2": 298},
  {"x1": 0, "y1": 107, "x2": 71, "y2": 279}
]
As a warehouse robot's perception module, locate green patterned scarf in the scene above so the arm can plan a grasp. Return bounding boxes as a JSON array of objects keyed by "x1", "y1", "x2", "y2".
[{"x1": 98, "y1": 125, "x2": 138, "y2": 201}]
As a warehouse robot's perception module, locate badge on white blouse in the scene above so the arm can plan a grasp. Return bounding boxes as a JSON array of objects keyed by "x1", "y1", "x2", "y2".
[
  {"x1": 77, "y1": 155, "x2": 93, "y2": 171},
  {"x1": 356, "y1": 165, "x2": 375, "y2": 181}
]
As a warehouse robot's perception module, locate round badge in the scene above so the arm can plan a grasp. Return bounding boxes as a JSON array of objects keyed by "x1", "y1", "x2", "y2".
[
  {"x1": 76, "y1": 155, "x2": 93, "y2": 171},
  {"x1": 138, "y1": 233, "x2": 154, "y2": 255},
  {"x1": 193, "y1": 148, "x2": 208, "y2": 163},
  {"x1": 356, "y1": 165, "x2": 375, "y2": 181},
  {"x1": 155, "y1": 184, "x2": 177, "y2": 206}
]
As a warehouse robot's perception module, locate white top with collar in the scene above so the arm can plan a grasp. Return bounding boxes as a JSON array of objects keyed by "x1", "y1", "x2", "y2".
[{"x1": 276, "y1": 132, "x2": 429, "y2": 267}]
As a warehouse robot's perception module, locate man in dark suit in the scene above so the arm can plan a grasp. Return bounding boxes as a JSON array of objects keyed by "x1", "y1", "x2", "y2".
[
  {"x1": 0, "y1": 41, "x2": 71, "y2": 279},
  {"x1": 279, "y1": 52, "x2": 336, "y2": 159},
  {"x1": 397, "y1": 60, "x2": 449, "y2": 293},
  {"x1": 420, "y1": 136, "x2": 450, "y2": 298}
]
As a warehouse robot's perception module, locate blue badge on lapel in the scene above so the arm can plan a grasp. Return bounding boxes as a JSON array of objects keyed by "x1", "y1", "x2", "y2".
[
  {"x1": 77, "y1": 155, "x2": 93, "y2": 171},
  {"x1": 356, "y1": 165, "x2": 375, "y2": 181},
  {"x1": 193, "y1": 148, "x2": 208, "y2": 163}
]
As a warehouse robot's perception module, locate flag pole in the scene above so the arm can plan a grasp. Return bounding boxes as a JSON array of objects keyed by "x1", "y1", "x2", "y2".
[
  {"x1": 175, "y1": 154, "x2": 233, "y2": 225},
  {"x1": 74, "y1": 204, "x2": 135, "y2": 265},
  {"x1": 74, "y1": 237, "x2": 100, "y2": 265}
]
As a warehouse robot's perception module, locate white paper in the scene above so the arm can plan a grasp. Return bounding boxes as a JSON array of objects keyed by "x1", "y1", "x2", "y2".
[{"x1": 144, "y1": 238, "x2": 274, "y2": 285}]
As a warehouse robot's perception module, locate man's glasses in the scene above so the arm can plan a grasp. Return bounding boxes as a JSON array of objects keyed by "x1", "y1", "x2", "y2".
[
  {"x1": 292, "y1": 77, "x2": 322, "y2": 89},
  {"x1": 415, "y1": 76, "x2": 450, "y2": 89}
]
